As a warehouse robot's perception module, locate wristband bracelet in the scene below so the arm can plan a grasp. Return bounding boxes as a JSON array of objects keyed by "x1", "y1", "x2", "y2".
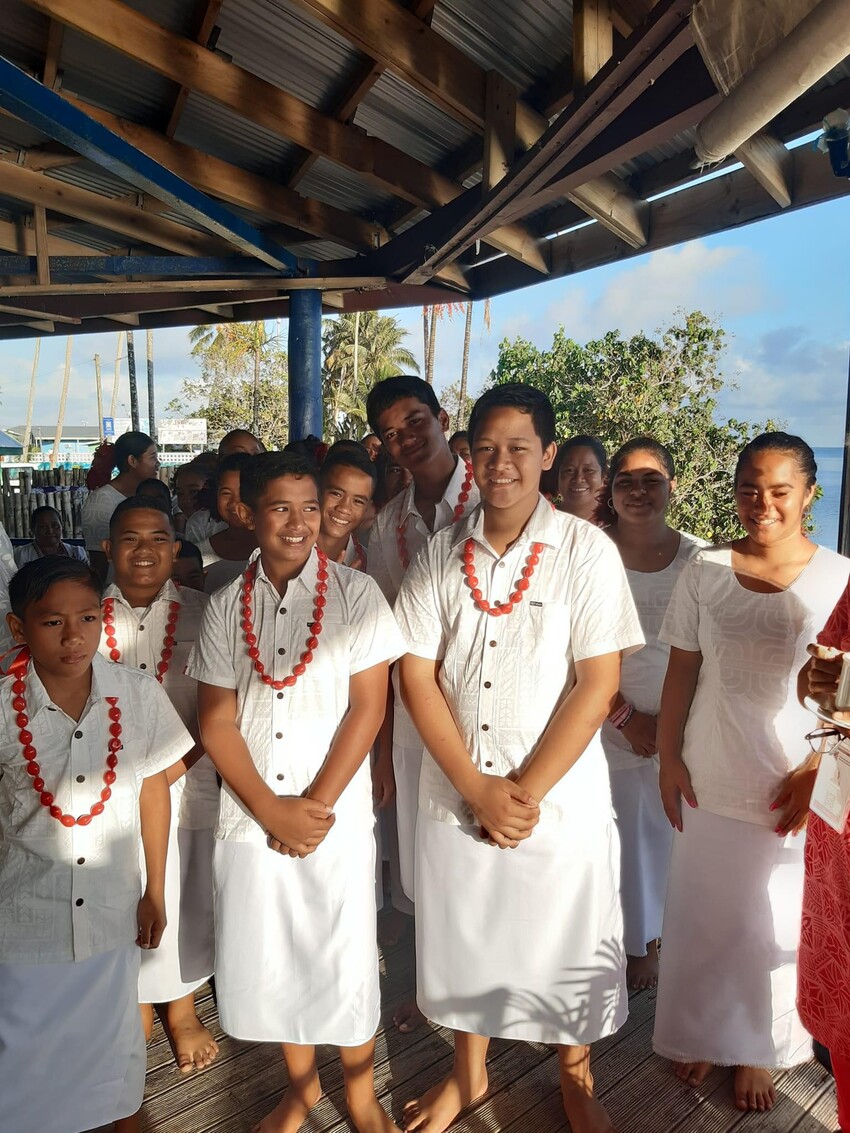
[{"x1": 609, "y1": 701, "x2": 634, "y2": 729}]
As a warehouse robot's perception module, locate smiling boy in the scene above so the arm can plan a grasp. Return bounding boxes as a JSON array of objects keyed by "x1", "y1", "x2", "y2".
[
  {"x1": 394, "y1": 384, "x2": 643, "y2": 1133},
  {"x1": 189, "y1": 451, "x2": 403, "y2": 1133},
  {"x1": 318, "y1": 444, "x2": 376, "y2": 571}
]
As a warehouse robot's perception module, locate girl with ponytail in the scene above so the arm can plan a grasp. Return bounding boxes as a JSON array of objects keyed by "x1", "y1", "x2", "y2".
[{"x1": 82, "y1": 431, "x2": 159, "y2": 580}]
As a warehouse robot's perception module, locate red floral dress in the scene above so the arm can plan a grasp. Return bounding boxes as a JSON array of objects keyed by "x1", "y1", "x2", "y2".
[{"x1": 797, "y1": 581, "x2": 850, "y2": 1057}]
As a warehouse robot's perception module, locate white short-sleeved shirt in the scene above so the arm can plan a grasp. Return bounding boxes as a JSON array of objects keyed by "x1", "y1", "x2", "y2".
[
  {"x1": 99, "y1": 580, "x2": 220, "y2": 829},
  {"x1": 14, "y1": 541, "x2": 89, "y2": 568},
  {"x1": 0, "y1": 654, "x2": 193, "y2": 963},
  {"x1": 81, "y1": 483, "x2": 128, "y2": 552},
  {"x1": 394, "y1": 496, "x2": 645, "y2": 826},
  {"x1": 0, "y1": 524, "x2": 16, "y2": 576},
  {"x1": 0, "y1": 537, "x2": 15, "y2": 657},
  {"x1": 659, "y1": 544, "x2": 849, "y2": 826},
  {"x1": 185, "y1": 509, "x2": 227, "y2": 546},
  {"x1": 187, "y1": 547, "x2": 405, "y2": 845},
  {"x1": 602, "y1": 531, "x2": 706, "y2": 771},
  {"x1": 368, "y1": 456, "x2": 480, "y2": 605}
]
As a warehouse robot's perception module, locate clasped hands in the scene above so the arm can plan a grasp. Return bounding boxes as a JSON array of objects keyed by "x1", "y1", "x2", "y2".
[
  {"x1": 465, "y1": 770, "x2": 540, "y2": 849},
  {"x1": 265, "y1": 794, "x2": 335, "y2": 858}
]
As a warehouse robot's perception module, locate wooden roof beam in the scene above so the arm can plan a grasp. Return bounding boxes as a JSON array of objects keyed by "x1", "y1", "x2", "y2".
[
  {"x1": 166, "y1": 0, "x2": 223, "y2": 138},
  {"x1": 0, "y1": 216, "x2": 125, "y2": 258},
  {"x1": 566, "y1": 173, "x2": 648, "y2": 247},
  {"x1": 42, "y1": 18, "x2": 65, "y2": 89},
  {"x1": 24, "y1": 0, "x2": 546, "y2": 273},
  {"x1": 736, "y1": 130, "x2": 793, "y2": 208},
  {"x1": 611, "y1": 0, "x2": 660, "y2": 38},
  {"x1": 574, "y1": 0, "x2": 614, "y2": 90},
  {"x1": 33, "y1": 206, "x2": 51, "y2": 284}
]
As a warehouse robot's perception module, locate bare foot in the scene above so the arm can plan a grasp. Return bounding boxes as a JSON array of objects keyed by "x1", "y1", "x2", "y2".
[
  {"x1": 165, "y1": 1006, "x2": 219, "y2": 1073},
  {"x1": 734, "y1": 1066, "x2": 776, "y2": 1112},
  {"x1": 403, "y1": 1068, "x2": 488, "y2": 1132},
  {"x1": 252, "y1": 1083, "x2": 323, "y2": 1133},
  {"x1": 378, "y1": 907, "x2": 410, "y2": 948},
  {"x1": 561, "y1": 1073, "x2": 615, "y2": 1133},
  {"x1": 626, "y1": 940, "x2": 659, "y2": 991},
  {"x1": 348, "y1": 1095, "x2": 401, "y2": 1133},
  {"x1": 673, "y1": 1060, "x2": 712, "y2": 1088},
  {"x1": 393, "y1": 998, "x2": 426, "y2": 1034}
]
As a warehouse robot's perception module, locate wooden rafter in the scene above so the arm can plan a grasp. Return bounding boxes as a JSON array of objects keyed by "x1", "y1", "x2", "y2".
[
  {"x1": 736, "y1": 129, "x2": 793, "y2": 208},
  {"x1": 0, "y1": 277, "x2": 386, "y2": 298},
  {"x1": 22, "y1": 0, "x2": 548, "y2": 274},
  {"x1": 166, "y1": 0, "x2": 223, "y2": 138},
  {"x1": 42, "y1": 19, "x2": 65, "y2": 89},
  {"x1": 32, "y1": 206, "x2": 51, "y2": 284},
  {"x1": 0, "y1": 216, "x2": 125, "y2": 258},
  {"x1": 573, "y1": 0, "x2": 614, "y2": 90}
]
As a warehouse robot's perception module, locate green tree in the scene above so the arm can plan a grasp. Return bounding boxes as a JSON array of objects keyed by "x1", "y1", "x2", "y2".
[
  {"x1": 322, "y1": 311, "x2": 418, "y2": 440},
  {"x1": 440, "y1": 380, "x2": 476, "y2": 434},
  {"x1": 189, "y1": 321, "x2": 282, "y2": 436},
  {"x1": 488, "y1": 311, "x2": 779, "y2": 542}
]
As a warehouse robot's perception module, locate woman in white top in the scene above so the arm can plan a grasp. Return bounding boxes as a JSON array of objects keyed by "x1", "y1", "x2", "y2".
[
  {"x1": 654, "y1": 432, "x2": 849, "y2": 1113},
  {"x1": 81, "y1": 431, "x2": 158, "y2": 581},
  {"x1": 602, "y1": 438, "x2": 704, "y2": 993}
]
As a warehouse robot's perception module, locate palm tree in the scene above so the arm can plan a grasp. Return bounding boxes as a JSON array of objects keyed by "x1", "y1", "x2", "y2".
[
  {"x1": 456, "y1": 299, "x2": 491, "y2": 430},
  {"x1": 422, "y1": 302, "x2": 466, "y2": 384}
]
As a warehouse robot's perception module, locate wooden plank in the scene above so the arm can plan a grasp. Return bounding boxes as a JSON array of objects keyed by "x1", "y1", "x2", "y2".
[
  {"x1": 0, "y1": 276, "x2": 385, "y2": 298},
  {"x1": 482, "y1": 71, "x2": 517, "y2": 193},
  {"x1": 42, "y1": 18, "x2": 65, "y2": 89},
  {"x1": 0, "y1": 300, "x2": 78, "y2": 323},
  {"x1": 32, "y1": 205, "x2": 51, "y2": 284},
  {"x1": 0, "y1": 162, "x2": 225, "y2": 257},
  {"x1": 574, "y1": 0, "x2": 614, "y2": 89},
  {"x1": 736, "y1": 130, "x2": 793, "y2": 209},
  {"x1": 165, "y1": 0, "x2": 223, "y2": 138},
  {"x1": 567, "y1": 172, "x2": 649, "y2": 247}
]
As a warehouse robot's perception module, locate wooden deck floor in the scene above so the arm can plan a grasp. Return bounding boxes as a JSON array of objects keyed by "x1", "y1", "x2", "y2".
[{"x1": 140, "y1": 922, "x2": 838, "y2": 1133}]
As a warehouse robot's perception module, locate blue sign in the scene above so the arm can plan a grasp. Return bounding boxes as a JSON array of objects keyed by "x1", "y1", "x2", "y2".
[{"x1": 102, "y1": 417, "x2": 114, "y2": 436}]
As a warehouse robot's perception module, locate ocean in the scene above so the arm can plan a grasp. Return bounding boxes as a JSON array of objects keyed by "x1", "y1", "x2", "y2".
[{"x1": 813, "y1": 446, "x2": 842, "y2": 551}]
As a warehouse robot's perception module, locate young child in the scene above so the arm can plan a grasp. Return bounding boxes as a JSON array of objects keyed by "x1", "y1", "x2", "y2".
[
  {"x1": 394, "y1": 384, "x2": 643, "y2": 1133},
  {"x1": 197, "y1": 452, "x2": 258, "y2": 593},
  {"x1": 137, "y1": 476, "x2": 174, "y2": 515},
  {"x1": 366, "y1": 375, "x2": 480, "y2": 1029},
  {"x1": 188, "y1": 451, "x2": 404, "y2": 1133},
  {"x1": 172, "y1": 539, "x2": 206, "y2": 592},
  {"x1": 185, "y1": 429, "x2": 265, "y2": 545},
  {"x1": 447, "y1": 430, "x2": 470, "y2": 463},
  {"x1": 102, "y1": 498, "x2": 219, "y2": 1075},
  {"x1": 15, "y1": 504, "x2": 89, "y2": 566},
  {"x1": 318, "y1": 444, "x2": 376, "y2": 570},
  {"x1": 0, "y1": 556, "x2": 192, "y2": 1133}
]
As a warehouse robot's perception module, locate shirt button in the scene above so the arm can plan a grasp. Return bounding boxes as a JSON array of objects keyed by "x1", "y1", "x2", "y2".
[
  {"x1": 74, "y1": 730, "x2": 83, "y2": 739},
  {"x1": 277, "y1": 648, "x2": 286, "y2": 656},
  {"x1": 485, "y1": 761, "x2": 493, "y2": 768},
  {"x1": 76, "y1": 857, "x2": 85, "y2": 865},
  {"x1": 497, "y1": 562, "x2": 506, "y2": 568},
  {"x1": 276, "y1": 692, "x2": 284, "y2": 700},
  {"x1": 481, "y1": 724, "x2": 490, "y2": 732},
  {"x1": 275, "y1": 732, "x2": 283, "y2": 739},
  {"x1": 489, "y1": 640, "x2": 497, "y2": 648},
  {"x1": 484, "y1": 681, "x2": 492, "y2": 689},
  {"x1": 140, "y1": 662, "x2": 147, "y2": 670},
  {"x1": 75, "y1": 898, "x2": 84, "y2": 907},
  {"x1": 276, "y1": 773, "x2": 285, "y2": 781},
  {"x1": 139, "y1": 624, "x2": 145, "y2": 631},
  {"x1": 76, "y1": 775, "x2": 85, "y2": 783},
  {"x1": 279, "y1": 607, "x2": 287, "y2": 615}
]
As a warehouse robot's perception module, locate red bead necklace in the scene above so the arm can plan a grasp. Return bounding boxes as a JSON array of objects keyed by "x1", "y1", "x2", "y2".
[
  {"x1": 396, "y1": 460, "x2": 474, "y2": 570},
  {"x1": 102, "y1": 596, "x2": 181, "y2": 683},
  {"x1": 462, "y1": 538, "x2": 544, "y2": 616},
  {"x1": 241, "y1": 549, "x2": 328, "y2": 690},
  {"x1": 13, "y1": 659, "x2": 121, "y2": 828}
]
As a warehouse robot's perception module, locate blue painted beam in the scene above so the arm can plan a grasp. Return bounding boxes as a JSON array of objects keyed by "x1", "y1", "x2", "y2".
[
  {"x1": 0, "y1": 55, "x2": 302, "y2": 273},
  {"x1": 0, "y1": 255, "x2": 282, "y2": 276},
  {"x1": 288, "y1": 290, "x2": 323, "y2": 441}
]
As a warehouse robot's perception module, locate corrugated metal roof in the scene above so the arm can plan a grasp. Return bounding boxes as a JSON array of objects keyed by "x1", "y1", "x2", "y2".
[
  {"x1": 45, "y1": 160, "x2": 136, "y2": 200},
  {"x1": 215, "y1": 0, "x2": 363, "y2": 112},
  {"x1": 175, "y1": 91, "x2": 299, "y2": 179},
  {"x1": 0, "y1": 116, "x2": 49, "y2": 151},
  {"x1": 355, "y1": 71, "x2": 475, "y2": 167},
  {"x1": 0, "y1": 3, "x2": 50, "y2": 76},
  {"x1": 119, "y1": 0, "x2": 198, "y2": 37},
  {"x1": 434, "y1": 0, "x2": 572, "y2": 93},
  {"x1": 297, "y1": 156, "x2": 397, "y2": 218}
]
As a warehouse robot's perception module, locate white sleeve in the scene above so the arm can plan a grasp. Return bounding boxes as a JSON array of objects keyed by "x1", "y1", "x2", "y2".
[
  {"x1": 659, "y1": 556, "x2": 702, "y2": 652},
  {"x1": 82, "y1": 489, "x2": 114, "y2": 552},
  {"x1": 366, "y1": 517, "x2": 395, "y2": 605},
  {"x1": 347, "y1": 574, "x2": 406, "y2": 674},
  {"x1": 393, "y1": 543, "x2": 446, "y2": 662},
  {"x1": 569, "y1": 532, "x2": 645, "y2": 662},
  {"x1": 141, "y1": 678, "x2": 195, "y2": 777}
]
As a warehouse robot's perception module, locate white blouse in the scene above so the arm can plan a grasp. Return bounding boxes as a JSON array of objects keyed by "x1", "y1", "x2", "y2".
[
  {"x1": 660, "y1": 544, "x2": 849, "y2": 826},
  {"x1": 394, "y1": 496, "x2": 645, "y2": 827},
  {"x1": 81, "y1": 483, "x2": 127, "y2": 553},
  {"x1": 0, "y1": 654, "x2": 192, "y2": 963},
  {"x1": 187, "y1": 548, "x2": 404, "y2": 845}
]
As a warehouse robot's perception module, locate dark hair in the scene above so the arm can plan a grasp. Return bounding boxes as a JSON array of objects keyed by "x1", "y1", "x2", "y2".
[
  {"x1": 210, "y1": 452, "x2": 256, "y2": 520},
  {"x1": 366, "y1": 375, "x2": 441, "y2": 436},
  {"x1": 448, "y1": 430, "x2": 469, "y2": 447},
  {"x1": 320, "y1": 445, "x2": 378, "y2": 492},
  {"x1": 109, "y1": 495, "x2": 176, "y2": 533},
  {"x1": 9, "y1": 556, "x2": 103, "y2": 618},
  {"x1": 86, "y1": 431, "x2": 155, "y2": 489},
  {"x1": 176, "y1": 539, "x2": 203, "y2": 569},
  {"x1": 554, "y1": 435, "x2": 608, "y2": 478},
  {"x1": 361, "y1": 433, "x2": 378, "y2": 444},
  {"x1": 468, "y1": 383, "x2": 556, "y2": 448},
  {"x1": 240, "y1": 451, "x2": 320, "y2": 509},
  {"x1": 284, "y1": 435, "x2": 328, "y2": 468},
  {"x1": 219, "y1": 429, "x2": 264, "y2": 457},
  {"x1": 136, "y1": 477, "x2": 172, "y2": 507},
  {"x1": 373, "y1": 449, "x2": 407, "y2": 509},
  {"x1": 734, "y1": 431, "x2": 817, "y2": 488},
  {"x1": 30, "y1": 505, "x2": 62, "y2": 526},
  {"x1": 609, "y1": 437, "x2": 675, "y2": 482}
]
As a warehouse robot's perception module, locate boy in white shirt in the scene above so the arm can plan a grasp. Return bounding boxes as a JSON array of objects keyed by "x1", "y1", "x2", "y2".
[
  {"x1": 394, "y1": 384, "x2": 644, "y2": 1133},
  {"x1": 189, "y1": 451, "x2": 404, "y2": 1133},
  {"x1": 0, "y1": 556, "x2": 192, "y2": 1133},
  {"x1": 101, "y1": 497, "x2": 219, "y2": 1074}
]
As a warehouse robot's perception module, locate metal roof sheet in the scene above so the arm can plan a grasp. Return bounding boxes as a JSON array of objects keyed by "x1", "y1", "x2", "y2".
[
  {"x1": 355, "y1": 71, "x2": 475, "y2": 167},
  {"x1": 174, "y1": 91, "x2": 299, "y2": 179},
  {"x1": 297, "y1": 156, "x2": 397, "y2": 218}
]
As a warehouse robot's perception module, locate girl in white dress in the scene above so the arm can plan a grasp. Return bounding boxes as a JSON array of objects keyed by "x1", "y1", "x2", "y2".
[
  {"x1": 655, "y1": 432, "x2": 849, "y2": 1112},
  {"x1": 82, "y1": 431, "x2": 159, "y2": 582},
  {"x1": 602, "y1": 438, "x2": 704, "y2": 991}
]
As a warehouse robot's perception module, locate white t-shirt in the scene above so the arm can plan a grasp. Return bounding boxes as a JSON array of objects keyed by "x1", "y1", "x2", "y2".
[
  {"x1": 394, "y1": 496, "x2": 645, "y2": 826},
  {"x1": 659, "y1": 543, "x2": 849, "y2": 826},
  {"x1": 185, "y1": 509, "x2": 227, "y2": 546},
  {"x1": 81, "y1": 483, "x2": 127, "y2": 553},
  {"x1": 0, "y1": 654, "x2": 192, "y2": 963},
  {"x1": 602, "y1": 531, "x2": 706, "y2": 771},
  {"x1": 187, "y1": 547, "x2": 405, "y2": 845}
]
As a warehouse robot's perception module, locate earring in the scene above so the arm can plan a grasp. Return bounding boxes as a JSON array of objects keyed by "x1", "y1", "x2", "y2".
[{"x1": 607, "y1": 499, "x2": 616, "y2": 513}]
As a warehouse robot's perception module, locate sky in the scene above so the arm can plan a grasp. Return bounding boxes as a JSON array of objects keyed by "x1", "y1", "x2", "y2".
[{"x1": 1, "y1": 188, "x2": 848, "y2": 449}]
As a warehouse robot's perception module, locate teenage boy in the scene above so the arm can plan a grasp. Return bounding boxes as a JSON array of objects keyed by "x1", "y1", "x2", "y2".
[
  {"x1": 103, "y1": 498, "x2": 218, "y2": 1074},
  {"x1": 189, "y1": 452, "x2": 403, "y2": 1133},
  {"x1": 318, "y1": 444, "x2": 376, "y2": 571},
  {"x1": 394, "y1": 384, "x2": 643, "y2": 1133}
]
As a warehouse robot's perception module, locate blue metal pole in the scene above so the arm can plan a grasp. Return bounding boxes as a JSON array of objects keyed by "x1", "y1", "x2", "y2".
[{"x1": 288, "y1": 290, "x2": 323, "y2": 441}]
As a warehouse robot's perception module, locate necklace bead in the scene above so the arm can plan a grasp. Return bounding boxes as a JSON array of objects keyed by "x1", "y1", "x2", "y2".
[
  {"x1": 102, "y1": 595, "x2": 181, "y2": 683},
  {"x1": 462, "y1": 538, "x2": 544, "y2": 616}
]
